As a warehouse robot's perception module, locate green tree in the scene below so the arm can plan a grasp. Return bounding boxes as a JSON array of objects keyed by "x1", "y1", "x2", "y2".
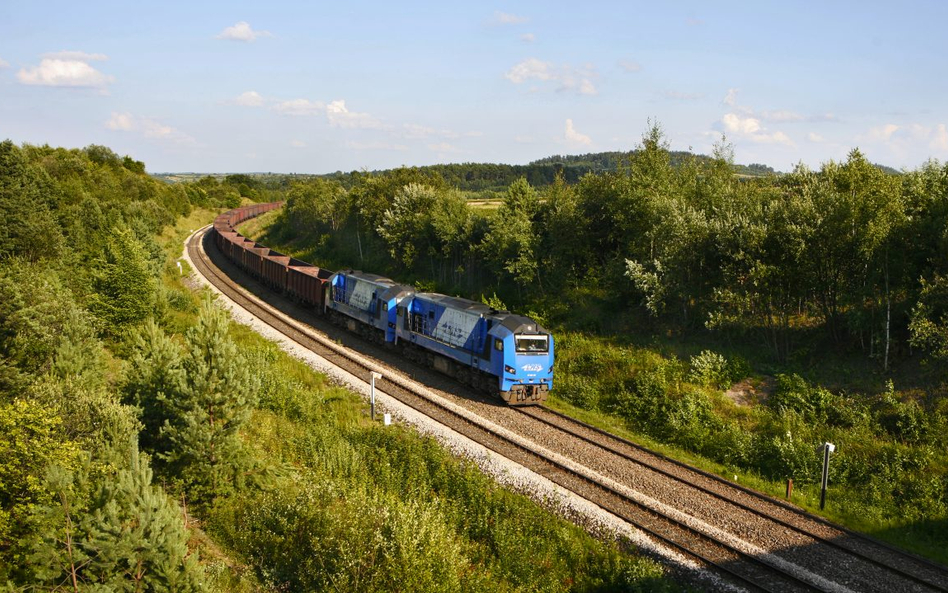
[
  {"x1": 161, "y1": 299, "x2": 257, "y2": 506},
  {"x1": 0, "y1": 400, "x2": 82, "y2": 579},
  {"x1": 480, "y1": 177, "x2": 542, "y2": 295},
  {"x1": 0, "y1": 140, "x2": 64, "y2": 261},
  {"x1": 122, "y1": 320, "x2": 185, "y2": 455},
  {"x1": 28, "y1": 440, "x2": 203, "y2": 592},
  {"x1": 89, "y1": 227, "x2": 157, "y2": 336}
]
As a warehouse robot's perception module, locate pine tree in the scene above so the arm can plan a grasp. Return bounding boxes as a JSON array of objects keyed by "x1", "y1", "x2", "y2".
[
  {"x1": 161, "y1": 298, "x2": 257, "y2": 506},
  {"x1": 27, "y1": 440, "x2": 203, "y2": 592},
  {"x1": 123, "y1": 320, "x2": 185, "y2": 455},
  {"x1": 89, "y1": 227, "x2": 156, "y2": 336}
]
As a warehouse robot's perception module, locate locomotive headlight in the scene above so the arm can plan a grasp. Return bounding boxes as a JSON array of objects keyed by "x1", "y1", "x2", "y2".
[{"x1": 504, "y1": 365, "x2": 516, "y2": 374}]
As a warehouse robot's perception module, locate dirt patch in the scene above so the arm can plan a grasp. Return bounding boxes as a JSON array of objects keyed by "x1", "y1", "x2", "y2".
[{"x1": 725, "y1": 375, "x2": 776, "y2": 407}]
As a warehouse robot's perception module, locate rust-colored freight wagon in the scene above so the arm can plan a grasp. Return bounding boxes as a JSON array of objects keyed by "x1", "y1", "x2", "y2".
[
  {"x1": 261, "y1": 251, "x2": 291, "y2": 289},
  {"x1": 287, "y1": 259, "x2": 332, "y2": 308}
]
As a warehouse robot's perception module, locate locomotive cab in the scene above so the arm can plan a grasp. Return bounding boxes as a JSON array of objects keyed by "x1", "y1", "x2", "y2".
[{"x1": 488, "y1": 314, "x2": 555, "y2": 404}]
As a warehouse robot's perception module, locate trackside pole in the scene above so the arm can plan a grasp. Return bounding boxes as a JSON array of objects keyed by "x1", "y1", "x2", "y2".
[
  {"x1": 820, "y1": 442, "x2": 835, "y2": 510},
  {"x1": 370, "y1": 371, "x2": 382, "y2": 421}
]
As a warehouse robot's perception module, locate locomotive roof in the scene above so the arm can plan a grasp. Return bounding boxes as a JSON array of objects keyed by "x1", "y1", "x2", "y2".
[
  {"x1": 338, "y1": 269, "x2": 396, "y2": 285},
  {"x1": 413, "y1": 292, "x2": 494, "y2": 316},
  {"x1": 496, "y1": 313, "x2": 547, "y2": 334}
]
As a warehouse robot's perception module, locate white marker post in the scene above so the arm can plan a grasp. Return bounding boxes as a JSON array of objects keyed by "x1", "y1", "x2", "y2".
[
  {"x1": 370, "y1": 372, "x2": 382, "y2": 421},
  {"x1": 820, "y1": 442, "x2": 835, "y2": 510}
]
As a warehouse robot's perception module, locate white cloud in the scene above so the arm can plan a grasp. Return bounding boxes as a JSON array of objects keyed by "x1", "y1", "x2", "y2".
[
  {"x1": 721, "y1": 113, "x2": 794, "y2": 146},
  {"x1": 106, "y1": 112, "x2": 134, "y2": 131},
  {"x1": 723, "y1": 88, "x2": 738, "y2": 106},
  {"x1": 807, "y1": 132, "x2": 825, "y2": 143},
  {"x1": 326, "y1": 99, "x2": 385, "y2": 129},
  {"x1": 106, "y1": 112, "x2": 195, "y2": 145},
  {"x1": 506, "y1": 58, "x2": 554, "y2": 83},
  {"x1": 860, "y1": 122, "x2": 948, "y2": 155},
  {"x1": 428, "y1": 142, "x2": 460, "y2": 153},
  {"x1": 506, "y1": 58, "x2": 598, "y2": 95},
  {"x1": 0, "y1": 58, "x2": 8, "y2": 69},
  {"x1": 233, "y1": 91, "x2": 264, "y2": 107},
  {"x1": 43, "y1": 50, "x2": 107, "y2": 61},
  {"x1": 272, "y1": 98, "x2": 325, "y2": 116},
  {"x1": 492, "y1": 11, "x2": 528, "y2": 25},
  {"x1": 290, "y1": 139, "x2": 306, "y2": 148},
  {"x1": 932, "y1": 124, "x2": 948, "y2": 152},
  {"x1": 402, "y1": 124, "x2": 467, "y2": 140},
  {"x1": 521, "y1": 33, "x2": 535, "y2": 43},
  {"x1": 722, "y1": 113, "x2": 762, "y2": 135},
  {"x1": 18, "y1": 52, "x2": 114, "y2": 89},
  {"x1": 216, "y1": 21, "x2": 271, "y2": 42},
  {"x1": 618, "y1": 59, "x2": 641, "y2": 73},
  {"x1": 564, "y1": 119, "x2": 592, "y2": 146},
  {"x1": 865, "y1": 123, "x2": 901, "y2": 142}
]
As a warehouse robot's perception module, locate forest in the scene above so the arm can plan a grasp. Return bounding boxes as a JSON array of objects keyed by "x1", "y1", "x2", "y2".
[
  {"x1": 0, "y1": 139, "x2": 676, "y2": 591},
  {"x1": 246, "y1": 124, "x2": 948, "y2": 562}
]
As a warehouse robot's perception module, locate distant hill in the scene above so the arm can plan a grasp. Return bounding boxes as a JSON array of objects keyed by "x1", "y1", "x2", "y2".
[{"x1": 154, "y1": 151, "x2": 901, "y2": 193}]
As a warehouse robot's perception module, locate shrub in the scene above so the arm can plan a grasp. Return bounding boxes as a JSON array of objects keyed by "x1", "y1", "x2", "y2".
[{"x1": 687, "y1": 350, "x2": 728, "y2": 388}]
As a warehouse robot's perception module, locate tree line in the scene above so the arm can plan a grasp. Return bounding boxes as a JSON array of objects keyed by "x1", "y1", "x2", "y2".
[{"x1": 267, "y1": 125, "x2": 948, "y2": 372}]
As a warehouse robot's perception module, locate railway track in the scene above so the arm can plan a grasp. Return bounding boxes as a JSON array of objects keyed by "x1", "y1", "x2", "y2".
[
  {"x1": 517, "y1": 406, "x2": 948, "y2": 593},
  {"x1": 186, "y1": 224, "x2": 948, "y2": 593}
]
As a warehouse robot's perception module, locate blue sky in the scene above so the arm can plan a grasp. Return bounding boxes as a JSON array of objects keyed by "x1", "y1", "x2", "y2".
[{"x1": 2, "y1": 1, "x2": 946, "y2": 173}]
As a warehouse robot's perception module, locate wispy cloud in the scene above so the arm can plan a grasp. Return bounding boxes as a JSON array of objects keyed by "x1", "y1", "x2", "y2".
[
  {"x1": 18, "y1": 51, "x2": 113, "y2": 90},
  {"x1": 326, "y1": 100, "x2": 385, "y2": 129},
  {"x1": 272, "y1": 98, "x2": 325, "y2": 116},
  {"x1": 506, "y1": 58, "x2": 598, "y2": 95},
  {"x1": 216, "y1": 21, "x2": 272, "y2": 42},
  {"x1": 723, "y1": 88, "x2": 835, "y2": 123},
  {"x1": 428, "y1": 142, "x2": 461, "y2": 153},
  {"x1": 521, "y1": 33, "x2": 536, "y2": 43},
  {"x1": 231, "y1": 90, "x2": 264, "y2": 107},
  {"x1": 664, "y1": 90, "x2": 703, "y2": 100},
  {"x1": 290, "y1": 139, "x2": 306, "y2": 148},
  {"x1": 858, "y1": 122, "x2": 948, "y2": 155},
  {"x1": 721, "y1": 113, "x2": 794, "y2": 146},
  {"x1": 346, "y1": 140, "x2": 408, "y2": 151},
  {"x1": 491, "y1": 11, "x2": 528, "y2": 25},
  {"x1": 43, "y1": 50, "x2": 108, "y2": 61},
  {"x1": 564, "y1": 119, "x2": 592, "y2": 146},
  {"x1": 0, "y1": 57, "x2": 9, "y2": 69},
  {"x1": 106, "y1": 112, "x2": 196, "y2": 145},
  {"x1": 618, "y1": 59, "x2": 641, "y2": 73}
]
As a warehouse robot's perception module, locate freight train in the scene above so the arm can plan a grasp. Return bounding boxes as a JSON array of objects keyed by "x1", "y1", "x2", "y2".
[{"x1": 211, "y1": 202, "x2": 553, "y2": 405}]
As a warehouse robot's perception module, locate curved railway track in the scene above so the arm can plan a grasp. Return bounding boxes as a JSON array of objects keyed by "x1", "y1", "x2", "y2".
[{"x1": 186, "y1": 224, "x2": 948, "y2": 593}]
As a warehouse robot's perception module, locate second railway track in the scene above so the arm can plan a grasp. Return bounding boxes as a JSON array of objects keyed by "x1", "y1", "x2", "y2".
[{"x1": 186, "y1": 224, "x2": 948, "y2": 593}]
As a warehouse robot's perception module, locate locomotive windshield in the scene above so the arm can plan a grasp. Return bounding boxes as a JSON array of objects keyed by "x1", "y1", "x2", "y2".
[{"x1": 515, "y1": 334, "x2": 548, "y2": 353}]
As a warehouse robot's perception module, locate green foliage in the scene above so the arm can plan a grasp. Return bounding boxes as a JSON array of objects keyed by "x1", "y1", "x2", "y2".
[
  {"x1": 910, "y1": 274, "x2": 948, "y2": 367},
  {"x1": 27, "y1": 440, "x2": 203, "y2": 592},
  {"x1": 89, "y1": 227, "x2": 158, "y2": 335},
  {"x1": 160, "y1": 298, "x2": 258, "y2": 506},
  {"x1": 0, "y1": 400, "x2": 82, "y2": 575},
  {"x1": 0, "y1": 260, "x2": 100, "y2": 389},
  {"x1": 0, "y1": 140, "x2": 64, "y2": 262}
]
